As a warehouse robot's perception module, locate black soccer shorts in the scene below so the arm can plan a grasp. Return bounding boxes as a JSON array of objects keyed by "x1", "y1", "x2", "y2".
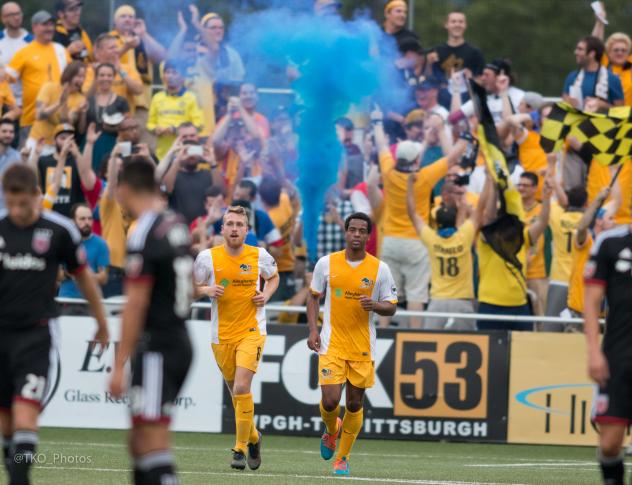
[
  {"x1": 0, "y1": 323, "x2": 56, "y2": 412},
  {"x1": 592, "y1": 357, "x2": 632, "y2": 425},
  {"x1": 130, "y1": 330, "x2": 192, "y2": 426}
]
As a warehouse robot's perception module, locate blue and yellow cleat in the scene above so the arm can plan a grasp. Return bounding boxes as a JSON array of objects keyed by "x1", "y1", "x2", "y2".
[
  {"x1": 333, "y1": 456, "x2": 350, "y2": 476},
  {"x1": 320, "y1": 417, "x2": 342, "y2": 460}
]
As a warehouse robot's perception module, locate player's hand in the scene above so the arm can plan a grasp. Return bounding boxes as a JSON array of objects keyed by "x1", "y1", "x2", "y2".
[
  {"x1": 307, "y1": 329, "x2": 321, "y2": 352},
  {"x1": 93, "y1": 324, "x2": 109, "y2": 350},
  {"x1": 109, "y1": 365, "x2": 126, "y2": 398},
  {"x1": 206, "y1": 284, "x2": 224, "y2": 299},
  {"x1": 588, "y1": 349, "x2": 610, "y2": 388},
  {"x1": 252, "y1": 290, "x2": 266, "y2": 307},
  {"x1": 359, "y1": 296, "x2": 375, "y2": 312}
]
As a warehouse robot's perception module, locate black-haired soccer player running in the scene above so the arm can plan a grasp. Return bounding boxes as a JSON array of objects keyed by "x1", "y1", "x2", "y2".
[
  {"x1": 0, "y1": 164, "x2": 108, "y2": 485},
  {"x1": 109, "y1": 157, "x2": 194, "y2": 485},
  {"x1": 585, "y1": 225, "x2": 632, "y2": 485}
]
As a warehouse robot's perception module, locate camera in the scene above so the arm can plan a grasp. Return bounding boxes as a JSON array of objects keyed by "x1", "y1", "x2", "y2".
[{"x1": 453, "y1": 174, "x2": 470, "y2": 187}]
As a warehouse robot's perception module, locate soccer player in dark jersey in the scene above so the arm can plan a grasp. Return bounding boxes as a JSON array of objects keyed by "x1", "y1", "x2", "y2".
[
  {"x1": 584, "y1": 225, "x2": 632, "y2": 485},
  {"x1": 109, "y1": 157, "x2": 194, "y2": 485},
  {"x1": 0, "y1": 164, "x2": 108, "y2": 485}
]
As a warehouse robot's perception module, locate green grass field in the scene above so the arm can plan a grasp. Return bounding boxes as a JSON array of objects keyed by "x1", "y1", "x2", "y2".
[{"x1": 0, "y1": 428, "x2": 607, "y2": 484}]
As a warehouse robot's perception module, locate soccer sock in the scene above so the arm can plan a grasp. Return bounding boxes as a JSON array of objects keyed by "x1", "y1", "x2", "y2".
[
  {"x1": 319, "y1": 401, "x2": 340, "y2": 435},
  {"x1": 136, "y1": 450, "x2": 176, "y2": 485},
  {"x1": 336, "y1": 407, "x2": 364, "y2": 460},
  {"x1": 598, "y1": 449, "x2": 624, "y2": 485},
  {"x1": 2, "y1": 435, "x2": 12, "y2": 472},
  {"x1": 249, "y1": 421, "x2": 260, "y2": 445},
  {"x1": 234, "y1": 393, "x2": 254, "y2": 453},
  {"x1": 10, "y1": 429, "x2": 38, "y2": 485}
]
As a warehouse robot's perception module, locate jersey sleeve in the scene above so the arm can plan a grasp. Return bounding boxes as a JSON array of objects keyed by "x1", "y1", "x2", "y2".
[
  {"x1": 585, "y1": 237, "x2": 611, "y2": 287},
  {"x1": 193, "y1": 249, "x2": 214, "y2": 286},
  {"x1": 310, "y1": 256, "x2": 329, "y2": 295},
  {"x1": 6, "y1": 47, "x2": 25, "y2": 81},
  {"x1": 258, "y1": 248, "x2": 278, "y2": 279},
  {"x1": 419, "y1": 157, "x2": 449, "y2": 189},
  {"x1": 125, "y1": 236, "x2": 156, "y2": 283},
  {"x1": 376, "y1": 262, "x2": 398, "y2": 304}
]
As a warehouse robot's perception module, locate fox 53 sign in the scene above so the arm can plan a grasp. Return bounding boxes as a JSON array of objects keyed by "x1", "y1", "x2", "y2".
[{"x1": 224, "y1": 326, "x2": 510, "y2": 442}]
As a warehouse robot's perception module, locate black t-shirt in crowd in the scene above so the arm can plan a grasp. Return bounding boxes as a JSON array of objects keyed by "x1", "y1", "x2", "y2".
[
  {"x1": 86, "y1": 95, "x2": 130, "y2": 133},
  {"x1": 0, "y1": 211, "x2": 86, "y2": 329},
  {"x1": 434, "y1": 42, "x2": 486, "y2": 77},
  {"x1": 169, "y1": 169, "x2": 213, "y2": 224},
  {"x1": 38, "y1": 154, "x2": 85, "y2": 217},
  {"x1": 125, "y1": 210, "x2": 193, "y2": 334},
  {"x1": 586, "y1": 226, "x2": 632, "y2": 361}
]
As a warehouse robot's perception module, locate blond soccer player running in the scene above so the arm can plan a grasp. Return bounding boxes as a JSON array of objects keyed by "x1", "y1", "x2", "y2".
[
  {"x1": 193, "y1": 205, "x2": 279, "y2": 471},
  {"x1": 307, "y1": 212, "x2": 397, "y2": 476}
]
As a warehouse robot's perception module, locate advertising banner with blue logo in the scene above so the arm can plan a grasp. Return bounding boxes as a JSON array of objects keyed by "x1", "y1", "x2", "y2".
[
  {"x1": 507, "y1": 332, "x2": 598, "y2": 446},
  {"x1": 224, "y1": 326, "x2": 511, "y2": 442}
]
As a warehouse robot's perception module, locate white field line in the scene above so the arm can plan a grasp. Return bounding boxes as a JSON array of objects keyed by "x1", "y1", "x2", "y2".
[{"x1": 465, "y1": 462, "x2": 595, "y2": 468}]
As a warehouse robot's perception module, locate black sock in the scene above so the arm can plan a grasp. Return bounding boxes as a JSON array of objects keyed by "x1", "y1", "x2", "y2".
[
  {"x1": 133, "y1": 466, "x2": 145, "y2": 485},
  {"x1": 2, "y1": 435, "x2": 12, "y2": 472},
  {"x1": 136, "y1": 450, "x2": 177, "y2": 485},
  {"x1": 9, "y1": 430, "x2": 38, "y2": 485},
  {"x1": 598, "y1": 450, "x2": 624, "y2": 485}
]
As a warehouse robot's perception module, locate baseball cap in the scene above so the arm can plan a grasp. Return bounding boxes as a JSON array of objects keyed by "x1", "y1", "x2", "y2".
[
  {"x1": 523, "y1": 91, "x2": 545, "y2": 111},
  {"x1": 485, "y1": 59, "x2": 511, "y2": 76},
  {"x1": 404, "y1": 109, "x2": 425, "y2": 126},
  {"x1": 335, "y1": 117, "x2": 354, "y2": 131},
  {"x1": 31, "y1": 10, "x2": 54, "y2": 26},
  {"x1": 417, "y1": 76, "x2": 440, "y2": 91},
  {"x1": 54, "y1": 123, "x2": 75, "y2": 137},
  {"x1": 396, "y1": 140, "x2": 423, "y2": 163},
  {"x1": 55, "y1": 0, "x2": 83, "y2": 12}
]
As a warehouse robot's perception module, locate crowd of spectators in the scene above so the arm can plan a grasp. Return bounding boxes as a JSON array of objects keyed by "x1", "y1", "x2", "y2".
[{"x1": 1, "y1": 0, "x2": 630, "y2": 331}]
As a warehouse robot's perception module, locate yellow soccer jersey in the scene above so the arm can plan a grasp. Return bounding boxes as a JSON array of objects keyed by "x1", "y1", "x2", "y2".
[
  {"x1": 523, "y1": 202, "x2": 546, "y2": 280},
  {"x1": 29, "y1": 82, "x2": 85, "y2": 144},
  {"x1": 567, "y1": 232, "x2": 593, "y2": 314},
  {"x1": 310, "y1": 251, "x2": 397, "y2": 361},
  {"x1": 7, "y1": 40, "x2": 70, "y2": 127},
  {"x1": 194, "y1": 244, "x2": 277, "y2": 345},
  {"x1": 549, "y1": 203, "x2": 583, "y2": 284},
  {"x1": 420, "y1": 220, "x2": 475, "y2": 300}
]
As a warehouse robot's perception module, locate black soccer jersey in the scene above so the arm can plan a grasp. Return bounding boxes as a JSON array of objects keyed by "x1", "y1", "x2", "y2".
[
  {"x1": 0, "y1": 210, "x2": 86, "y2": 329},
  {"x1": 585, "y1": 226, "x2": 632, "y2": 359},
  {"x1": 125, "y1": 210, "x2": 193, "y2": 332}
]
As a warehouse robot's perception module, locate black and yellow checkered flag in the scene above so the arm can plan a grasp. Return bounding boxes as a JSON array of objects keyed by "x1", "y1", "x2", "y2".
[{"x1": 540, "y1": 102, "x2": 632, "y2": 166}]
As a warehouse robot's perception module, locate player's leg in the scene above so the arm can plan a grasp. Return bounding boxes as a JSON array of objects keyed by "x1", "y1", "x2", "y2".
[
  {"x1": 231, "y1": 366, "x2": 256, "y2": 469},
  {"x1": 129, "y1": 423, "x2": 174, "y2": 485},
  {"x1": 597, "y1": 423, "x2": 626, "y2": 484},
  {"x1": 0, "y1": 408, "x2": 12, "y2": 472},
  {"x1": 318, "y1": 353, "x2": 344, "y2": 460}
]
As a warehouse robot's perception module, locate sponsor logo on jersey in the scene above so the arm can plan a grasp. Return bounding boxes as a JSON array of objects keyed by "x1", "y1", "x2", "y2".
[
  {"x1": 360, "y1": 277, "x2": 374, "y2": 289},
  {"x1": 220, "y1": 278, "x2": 230, "y2": 287},
  {"x1": 32, "y1": 228, "x2": 52, "y2": 254},
  {"x1": 240, "y1": 263, "x2": 252, "y2": 274},
  {"x1": 334, "y1": 288, "x2": 343, "y2": 298},
  {"x1": 0, "y1": 252, "x2": 46, "y2": 271}
]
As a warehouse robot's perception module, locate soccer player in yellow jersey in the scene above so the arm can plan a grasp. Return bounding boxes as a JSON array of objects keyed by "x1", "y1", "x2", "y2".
[
  {"x1": 193, "y1": 206, "x2": 279, "y2": 471},
  {"x1": 545, "y1": 186, "x2": 587, "y2": 324},
  {"x1": 407, "y1": 174, "x2": 478, "y2": 330},
  {"x1": 307, "y1": 212, "x2": 397, "y2": 477}
]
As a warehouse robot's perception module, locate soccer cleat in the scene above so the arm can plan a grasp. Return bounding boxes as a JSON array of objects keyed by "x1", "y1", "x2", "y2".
[
  {"x1": 230, "y1": 449, "x2": 246, "y2": 470},
  {"x1": 247, "y1": 432, "x2": 262, "y2": 470},
  {"x1": 625, "y1": 443, "x2": 632, "y2": 456},
  {"x1": 320, "y1": 417, "x2": 342, "y2": 460},
  {"x1": 333, "y1": 456, "x2": 350, "y2": 476}
]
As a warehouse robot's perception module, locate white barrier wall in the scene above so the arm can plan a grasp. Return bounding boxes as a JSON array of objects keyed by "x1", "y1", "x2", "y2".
[{"x1": 39, "y1": 317, "x2": 225, "y2": 432}]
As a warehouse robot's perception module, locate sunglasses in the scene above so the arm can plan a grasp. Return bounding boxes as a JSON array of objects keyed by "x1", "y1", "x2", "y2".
[{"x1": 611, "y1": 48, "x2": 629, "y2": 54}]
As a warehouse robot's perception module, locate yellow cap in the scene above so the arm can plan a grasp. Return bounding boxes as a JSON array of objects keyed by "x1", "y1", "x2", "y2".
[
  {"x1": 54, "y1": 123, "x2": 75, "y2": 137},
  {"x1": 114, "y1": 5, "x2": 135, "y2": 19},
  {"x1": 201, "y1": 12, "x2": 221, "y2": 26},
  {"x1": 404, "y1": 109, "x2": 426, "y2": 125},
  {"x1": 385, "y1": 0, "x2": 407, "y2": 14}
]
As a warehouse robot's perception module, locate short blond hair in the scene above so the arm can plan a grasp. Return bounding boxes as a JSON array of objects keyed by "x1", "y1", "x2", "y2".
[
  {"x1": 222, "y1": 205, "x2": 249, "y2": 224},
  {"x1": 606, "y1": 32, "x2": 632, "y2": 55}
]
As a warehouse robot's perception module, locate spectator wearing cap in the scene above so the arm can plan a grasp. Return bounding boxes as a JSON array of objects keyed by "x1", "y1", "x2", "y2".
[
  {"x1": 387, "y1": 108, "x2": 424, "y2": 155},
  {"x1": 109, "y1": 5, "x2": 167, "y2": 138},
  {"x1": 336, "y1": 117, "x2": 365, "y2": 191},
  {"x1": 415, "y1": 77, "x2": 449, "y2": 121},
  {"x1": 563, "y1": 35, "x2": 623, "y2": 109},
  {"x1": 395, "y1": 36, "x2": 428, "y2": 88},
  {"x1": 28, "y1": 61, "x2": 87, "y2": 157},
  {"x1": 7, "y1": 10, "x2": 70, "y2": 141},
  {"x1": 383, "y1": 0, "x2": 420, "y2": 54},
  {"x1": 53, "y1": 0, "x2": 92, "y2": 63},
  {"x1": 428, "y1": 11, "x2": 485, "y2": 82},
  {"x1": 83, "y1": 34, "x2": 143, "y2": 115},
  {"x1": 147, "y1": 60, "x2": 203, "y2": 159},
  {"x1": 371, "y1": 105, "x2": 465, "y2": 328},
  {"x1": 0, "y1": 2, "x2": 33, "y2": 111},
  {"x1": 36, "y1": 123, "x2": 85, "y2": 217}
]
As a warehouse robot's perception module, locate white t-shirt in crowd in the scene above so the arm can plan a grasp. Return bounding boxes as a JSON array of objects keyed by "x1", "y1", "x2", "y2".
[{"x1": 0, "y1": 29, "x2": 33, "y2": 105}]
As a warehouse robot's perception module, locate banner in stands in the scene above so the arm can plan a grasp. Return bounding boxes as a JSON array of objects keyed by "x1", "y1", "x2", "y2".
[
  {"x1": 224, "y1": 326, "x2": 510, "y2": 442},
  {"x1": 40, "y1": 317, "x2": 224, "y2": 432},
  {"x1": 507, "y1": 332, "x2": 599, "y2": 446}
]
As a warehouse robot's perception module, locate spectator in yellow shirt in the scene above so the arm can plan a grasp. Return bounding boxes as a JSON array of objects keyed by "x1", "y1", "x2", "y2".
[{"x1": 147, "y1": 60, "x2": 203, "y2": 159}]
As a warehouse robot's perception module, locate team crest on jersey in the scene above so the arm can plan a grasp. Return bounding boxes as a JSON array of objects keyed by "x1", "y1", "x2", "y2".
[
  {"x1": 360, "y1": 277, "x2": 373, "y2": 289},
  {"x1": 583, "y1": 261, "x2": 596, "y2": 279},
  {"x1": 321, "y1": 368, "x2": 332, "y2": 378},
  {"x1": 239, "y1": 263, "x2": 252, "y2": 274},
  {"x1": 595, "y1": 393, "x2": 609, "y2": 415},
  {"x1": 126, "y1": 254, "x2": 144, "y2": 278},
  {"x1": 32, "y1": 228, "x2": 52, "y2": 254}
]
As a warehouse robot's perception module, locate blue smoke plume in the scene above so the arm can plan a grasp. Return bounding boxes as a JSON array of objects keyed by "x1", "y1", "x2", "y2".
[{"x1": 230, "y1": 8, "x2": 406, "y2": 260}]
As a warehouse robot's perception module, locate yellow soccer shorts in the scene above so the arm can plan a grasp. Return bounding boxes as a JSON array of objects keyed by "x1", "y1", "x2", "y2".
[
  {"x1": 318, "y1": 353, "x2": 375, "y2": 389},
  {"x1": 212, "y1": 333, "x2": 266, "y2": 382}
]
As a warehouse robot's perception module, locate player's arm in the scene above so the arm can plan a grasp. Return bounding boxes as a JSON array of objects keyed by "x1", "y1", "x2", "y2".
[
  {"x1": 110, "y1": 281, "x2": 151, "y2": 397},
  {"x1": 406, "y1": 172, "x2": 425, "y2": 236},
  {"x1": 253, "y1": 272, "x2": 279, "y2": 307},
  {"x1": 193, "y1": 250, "x2": 224, "y2": 299},
  {"x1": 360, "y1": 297, "x2": 396, "y2": 316},
  {"x1": 577, "y1": 187, "x2": 611, "y2": 246},
  {"x1": 306, "y1": 290, "x2": 322, "y2": 352},
  {"x1": 360, "y1": 263, "x2": 398, "y2": 317},
  {"x1": 74, "y1": 268, "x2": 109, "y2": 345}
]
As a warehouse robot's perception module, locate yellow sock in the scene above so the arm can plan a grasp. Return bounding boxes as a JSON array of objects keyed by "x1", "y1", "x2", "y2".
[
  {"x1": 233, "y1": 393, "x2": 254, "y2": 453},
  {"x1": 249, "y1": 421, "x2": 259, "y2": 444},
  {"x1": 319, "y1": 401, "x2": 340, "y2": 435},
  {"x1": 336, "y1": 407, "x2": 363, "y2": 460}
]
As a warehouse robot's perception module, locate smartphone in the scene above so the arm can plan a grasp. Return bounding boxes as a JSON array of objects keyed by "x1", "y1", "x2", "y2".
[
  {"x1": 187, "y1": 145, "x2": 204, "y2": 157},
  {"x1": 118, "y1": 141, "x2": 132, "y2": 157}
]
